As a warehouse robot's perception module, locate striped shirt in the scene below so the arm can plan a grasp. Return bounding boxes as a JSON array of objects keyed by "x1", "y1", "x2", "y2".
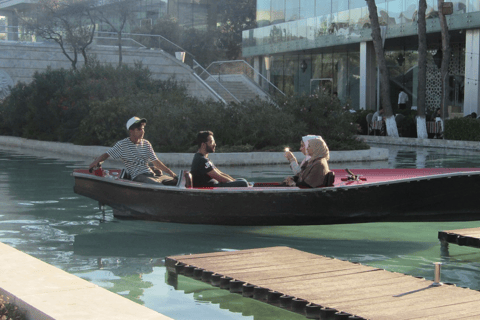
[{"x1": 107, "y1": 138, "x2": 158, "y2": 180}]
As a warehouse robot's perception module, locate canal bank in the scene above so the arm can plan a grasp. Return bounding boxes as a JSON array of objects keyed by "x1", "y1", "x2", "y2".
[
  {"x1": 0, "y1": 136, "x2": 388, "y2": 166},
  {"x1": 0, "y1": 242, "x2": 173, "y2": 320},
  {"x1": 360, "y1": 135, "x2": 480, "y2": 151}
]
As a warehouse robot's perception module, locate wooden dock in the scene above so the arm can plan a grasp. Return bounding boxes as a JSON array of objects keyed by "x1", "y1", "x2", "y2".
[
  {"x1": 439, "y1": 227, "x2": 480, "y2": 248},
  {"x1": 166, "y1": 246, "x2": 480, "y2": 320}
]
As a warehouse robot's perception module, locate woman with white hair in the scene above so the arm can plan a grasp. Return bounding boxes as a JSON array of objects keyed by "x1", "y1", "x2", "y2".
[
  {"x1": 284, "y1": 137, "x2": 331, "y2": 188},
  {"x1": 284, "y1": 135, "x2": 318, "y2": 175}
]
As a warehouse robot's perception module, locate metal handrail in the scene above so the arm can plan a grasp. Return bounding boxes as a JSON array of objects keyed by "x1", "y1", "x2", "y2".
[
  {"x1": 193, "y1": 59, "x2": 240, "y2": 104},
  {"x1": 192, "y1": 73, "x2": 226, "y2": 104},
  {"x1": 0, "y1": 27, "x2": 196, "y2": 64},
  {"x1": 95, "y1": 31, "x2": 195, "y2": 63},
  {"x1": 94, "y1": 36, "x2": 146, "y2": 48},
  {"x1": 203, "y1": 60, "x2": 285, "y2": 97}
]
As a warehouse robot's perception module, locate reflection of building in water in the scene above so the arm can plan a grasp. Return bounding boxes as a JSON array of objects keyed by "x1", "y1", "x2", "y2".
[
  {"x1": 244, "y1": 0, "x2": 480, "y2": 116},
  {"x1": 75, "y1": 256, "x2": 156, "y2": 304}
]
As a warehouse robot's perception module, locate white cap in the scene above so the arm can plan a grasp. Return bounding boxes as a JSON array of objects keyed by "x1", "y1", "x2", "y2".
[{"x1": 126, "y1": 116, "x2": 146, "y2": 130}]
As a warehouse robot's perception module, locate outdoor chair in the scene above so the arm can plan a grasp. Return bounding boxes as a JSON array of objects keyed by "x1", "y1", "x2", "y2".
[
  {"x1": 366, "y1": 113, "x2": 374, "y2": 135},
  {"x1": 395, "y1": 114, "x2": 405, "y2": 136}
]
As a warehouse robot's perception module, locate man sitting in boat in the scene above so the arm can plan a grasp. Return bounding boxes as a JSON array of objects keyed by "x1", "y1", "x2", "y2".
[
  {"x1": 284, "y1": 135, "x2": 319, "y2": 176},
  {"x1": 88, "y1": 116, "x2": 178, "y2": 185},
  {"x1": 283, "y1": 137, "x2": 331, "y2": 188},
  {"x1": 190, "y1": 131, "x2": 249, "y2": 188}
]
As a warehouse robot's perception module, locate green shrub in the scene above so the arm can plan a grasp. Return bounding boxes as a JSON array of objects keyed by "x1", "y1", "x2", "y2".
[
  {"x1": 0, "y1": 64, "x2": 367, "y2": 152},
  {"x1": 277, "y1": 93, "x2": 360, "y2": 149},
  {"x1": 444, "y1": 117, "x2": 480, "y2": 141},
  {"x1": 0, "y1": 63, "x2": 172, "y2": 142},
  {"x1": 0, "y1": 81, "x2": 33, "y2": 136}
]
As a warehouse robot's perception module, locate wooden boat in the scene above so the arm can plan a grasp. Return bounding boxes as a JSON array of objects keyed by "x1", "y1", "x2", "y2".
[{"x1": 73, "y1": 167, "x2": 480, "y2": 226}]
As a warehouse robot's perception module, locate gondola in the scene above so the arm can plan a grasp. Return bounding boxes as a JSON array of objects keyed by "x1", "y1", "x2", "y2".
[{"x1": 73, "y1": 167, "x2": 480, "y2": 226}]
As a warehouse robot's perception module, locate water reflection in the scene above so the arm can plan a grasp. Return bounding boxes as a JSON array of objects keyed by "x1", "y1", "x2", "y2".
[{"x1": 1, "y1": 144, "x2": 480, "y2": 319}]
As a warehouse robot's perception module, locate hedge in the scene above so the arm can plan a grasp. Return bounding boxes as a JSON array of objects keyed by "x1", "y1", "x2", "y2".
[{"x1": 0, "y1": 63, "x2": 369, "y2": 152}]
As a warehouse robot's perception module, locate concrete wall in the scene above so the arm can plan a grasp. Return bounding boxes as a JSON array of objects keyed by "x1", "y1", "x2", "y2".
[
  {"x1": 0, "y1": 41, "x2": 219, "y2": 101},
  {"x1": 0, "y1": 136, "x2": 388, "y2": 167},
  {"x1": 360, "y1": 135, "x2": 480, "y2": 151}
]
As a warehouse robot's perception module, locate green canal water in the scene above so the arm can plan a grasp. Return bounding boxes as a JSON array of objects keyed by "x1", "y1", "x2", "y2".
[{"x1": 1, "y1": 144, "x2": 480, "y2": 319}]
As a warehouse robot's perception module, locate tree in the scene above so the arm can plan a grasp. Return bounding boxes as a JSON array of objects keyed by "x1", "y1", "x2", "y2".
[
  {"x1": 416, "y1": 0, "x2": 428, "y2": 139},
  {"x1": 19, "y1": 0, "x2": 96, "y2": 70},
  {"x1": 96, "y1": 0, "x2": 139, "y2": 66},
  {"x1": 365, "y1": 0, "x2": 399, "y2": 137},
  {"x1": 216, "y1": 0, "x2": 256, "y2": 60},
  {"x1": 438, "y1": 0, "x2": 451, "y2": 122}
]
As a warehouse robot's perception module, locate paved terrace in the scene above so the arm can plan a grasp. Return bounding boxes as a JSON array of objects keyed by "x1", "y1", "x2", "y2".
[{"x1": 360, "y1": 135, "x2": 480, "y2": 151}]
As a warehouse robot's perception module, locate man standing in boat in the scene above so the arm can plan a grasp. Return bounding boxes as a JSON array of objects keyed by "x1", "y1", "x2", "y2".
[
  {"x1": 88, "y1": 116, "x2": 178, "y2": 185},
  {"x1": 190, "y1": 131, "x2": 249, "y2": 187}
]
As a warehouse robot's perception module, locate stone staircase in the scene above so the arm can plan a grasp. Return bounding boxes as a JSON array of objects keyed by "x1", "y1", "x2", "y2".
[{"x1": 205, "y1": 74, "x2": 271, "y2": 103}]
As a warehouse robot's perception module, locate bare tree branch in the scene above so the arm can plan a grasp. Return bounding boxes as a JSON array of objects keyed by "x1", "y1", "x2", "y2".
[
  {"x1": 18, "y1": 0, "x2": 97, "y2": 70},
  {"x1": 95, "y1": 0, "x2": 138, "y2": 66}
]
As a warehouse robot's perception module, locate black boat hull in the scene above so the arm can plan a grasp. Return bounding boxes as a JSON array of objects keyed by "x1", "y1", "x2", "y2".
[{"x1": 73, "y1": 169, "x2": 480, "y2": 225}]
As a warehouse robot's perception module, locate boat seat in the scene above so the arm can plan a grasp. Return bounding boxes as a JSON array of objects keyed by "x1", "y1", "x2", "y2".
[
  {"x1": 184, "y1": 171, "x2": 193, "y2": 188},
  {"x1": 120, "y1": 169, "x2": 132, "y2": 180},
  {"x1": 174, "y1": 170, "x2": 192, "y2": 188},
  {"x1": 323, "y1": 171, "x2": 335, "y2": 187}
]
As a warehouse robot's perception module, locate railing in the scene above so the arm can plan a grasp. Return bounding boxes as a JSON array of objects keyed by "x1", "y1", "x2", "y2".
[
  {"x1": 94, "y1": 31, "x2": 196, "y2": 66},
  {"x1": 193, "y1": 59, "x2": 240, "y2": 104},
  {"x1": 0, "y1": 27, "x2": 196, "y2": 66},
  {"x1": 0, "y1": 26, "x2": 36, "y2": 42},
  {"x1": 94, "y1": 35, "x2": 145, "y2": 48},
  {"x1": 201, "y1": 60, "x2": 285, "y2": 98},
  {"x1": 1, "y1": 26, "x2": 283, "y2": 103}
]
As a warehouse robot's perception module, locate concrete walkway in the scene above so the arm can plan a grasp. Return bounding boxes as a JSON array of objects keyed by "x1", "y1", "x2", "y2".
[
  {"x1": 0, "y1": 242, "x2": 173, "y2": 320},
  {"x1": 361, "y1": 135, "x2": 480, "y2": 151},
  {"x1": 0, "y1": 136, "x2": 388, "y2": 166}
]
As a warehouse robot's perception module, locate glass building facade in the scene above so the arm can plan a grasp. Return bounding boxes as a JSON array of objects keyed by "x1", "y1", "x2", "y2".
[{"x1": 244, "y1": 0, "x2": 480, "y2": 113}]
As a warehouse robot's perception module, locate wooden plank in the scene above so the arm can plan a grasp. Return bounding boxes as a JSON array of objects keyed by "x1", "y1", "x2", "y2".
[
  {"x1": 167, "y1": 246, "x2": 480, "y2": 320},
  {"x1": 345, "y1": 287, "x2": 480, "y2": 313},
  {"x1": 168, "y1": 246, "x2": 303, "y2": 261},
  {"x1": 440, "y1": 227, "x2": 480, "y2": 234},
  {"x1": 367, "y1": 300, "x2": 480, "y2": 320},
  {"x1": 252, "y1": 266, "x2": 382, "y2": 285},
  {"x1": 208, "y1": 262, "x2": 377, "y2": 280},
  {"x1": 332, "y1": 285, "x2": 479, "y2": 310},
  {"x1": 254, "y1": 269, "x2": 406, "y2": 292},
  {"x1": 175, "y1": 255, "x2": 340, "y2": 272},
  {"x1": 438, "y1": 227, "x2": 480, "y2": 249},
  {"x1": 305, "y1": 279, "x2": 434, "y2": 304}
]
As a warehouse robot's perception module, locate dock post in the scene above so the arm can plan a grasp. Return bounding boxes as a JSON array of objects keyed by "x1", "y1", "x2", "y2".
[
  {"x1": 166, "y1": 271, "x2": 178, "y2": 288},
  {"x1": 440, "y1": 239, "x2": 449, "y2": 257},
  {"x1": 432, "y1": 262, "x2": 443, "y2": 286}
]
